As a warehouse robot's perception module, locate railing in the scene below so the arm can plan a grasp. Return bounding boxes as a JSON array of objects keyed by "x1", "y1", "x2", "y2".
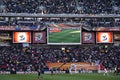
[{"x1": 0, "y1": 13, "x2": 120, "y2": 18}]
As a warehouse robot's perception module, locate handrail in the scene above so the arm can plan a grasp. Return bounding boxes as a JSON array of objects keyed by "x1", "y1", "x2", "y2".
[{"x1": 0, "y1": 13, "x2": 120, "y2": 18}]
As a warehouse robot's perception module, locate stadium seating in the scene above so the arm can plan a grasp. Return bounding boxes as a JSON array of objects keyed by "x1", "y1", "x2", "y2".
[
  {"x1": 1, "y1": 0, "x2": 120, "y2": 14},
  {"x1": 0, "y1": 0, "x2": 120, "y2": 74},
  {"x1": 0, "y1": 45, "x2": 120, "y2": 72}
]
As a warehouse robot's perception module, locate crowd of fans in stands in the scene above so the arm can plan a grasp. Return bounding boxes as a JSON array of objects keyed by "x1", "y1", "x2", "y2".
[
  {"x1": 0, "y1": 0, "x2": 120, "y2": 73},
  {"x1": 77, "y1": 0, "x2": 120, "y2": 14},
  {"x1": 0, "y1": 0, "x2": 119, "y2": 28},
  {"x1": 0, "y1": 44, "x2": 120, "y2": 72},
  {"x1": 1, "y1": 0, "x2": 120, "y2": 14}
]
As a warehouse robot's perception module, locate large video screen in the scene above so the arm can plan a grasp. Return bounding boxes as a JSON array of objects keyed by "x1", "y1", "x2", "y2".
[
  {"x1": 82, "y1": 32, "x2": 95, "y2": 44},
  {"x1": 33, "y1": 32, "x2": 46, "y2": 43},
  {"x1": 13, "y1": 32, "x2": 31, "y2": 43},
  {"x1": 96, "y1": 32, "x2": 113, "y2": 43},
  {"x1": 47, "y1": 27, "x2": 81, "y2": 45}
]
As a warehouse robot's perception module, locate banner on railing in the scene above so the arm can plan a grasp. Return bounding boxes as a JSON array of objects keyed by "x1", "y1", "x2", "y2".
[
  {"x1": 94, "y1": 27, "x2": 120, "y2": 31},
  {"x1": 0, "y1": 26, "x2": 40, "y2": 31}
]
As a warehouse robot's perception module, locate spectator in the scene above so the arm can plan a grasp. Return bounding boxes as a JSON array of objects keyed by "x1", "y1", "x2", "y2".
[
  {"x1": 2, "y1": 0, "x2": 119, "y2": 14},
  {"x1": 0, "y1": 44, "x2": 120, "y2": 72}
]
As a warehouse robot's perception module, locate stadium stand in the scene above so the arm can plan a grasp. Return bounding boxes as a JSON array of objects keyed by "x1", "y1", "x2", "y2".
[
  {"x1": 0, "y1": 45, "x2": 120, "y2": 73},
  {"x1": 0, "y1": 0, "x2": 120, "y2": 75},
  {"x1": 1, "y1": 0, "x2": 120, "y2": 14},
  {"x1": 0, "y1": 0, "x2": 120, "y2": 28}
]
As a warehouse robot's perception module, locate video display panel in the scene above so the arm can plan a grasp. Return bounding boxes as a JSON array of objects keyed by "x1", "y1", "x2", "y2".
[
  {"x1": 13, "y1": 32, "x2": 31, "y2": 43},
  {"x1": 33, "y1": 32, "x2": 46, "y2": 43},
  {"x1": 82, "y1": 32, "x2": 95, "y2": 44},
  {"x1": 114, "y1": 33, "x2": 120, "y2": 41},
  {"x1": 96, "y1": 32, "x2": 113, "y2": 43},
  {"x1": 0, "y1": 32, "x2": 12, "y2": 46},
  {"x1": 47, "y1": 27, "x2": 81, "y2": 45}
]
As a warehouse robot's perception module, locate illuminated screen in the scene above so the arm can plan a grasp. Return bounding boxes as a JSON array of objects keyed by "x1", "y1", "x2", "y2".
[
  {"x1": 114, "y1": 33, "x2": 120, "y2": 41},
  {"x1": 33, "y1": 32, "x2": 46, "y2": 43},
  {"x1": 96, "y1": 32, "x2": 113, "y2": 43},
  {"x1": 47, "y1": 27, "x2": 81, "y2": 45},
  {"x1": 0, "y1": 32, "x2": 12, "y2": 46},
  {"x1": 82, "y1": 32, "x2": 95, "y2": 43},
  {"x1": 13, "y1": 32, "x2": 31, "y2": 43}
]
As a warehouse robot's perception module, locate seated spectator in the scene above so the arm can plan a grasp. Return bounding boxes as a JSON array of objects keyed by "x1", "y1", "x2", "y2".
[
  {"x1": 0, "y1": 44, "x2": 120, "y2": 72},
  {"x1": 1, "y1": 0, "x2": 119, "y2": 14}
]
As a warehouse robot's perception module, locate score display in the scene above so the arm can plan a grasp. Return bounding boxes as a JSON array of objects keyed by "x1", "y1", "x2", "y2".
[{"x1": 47, "y1": 27, "x2": 81, "y2": 45}]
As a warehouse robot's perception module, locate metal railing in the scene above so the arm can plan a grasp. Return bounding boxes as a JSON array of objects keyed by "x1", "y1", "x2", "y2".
[{"x1": 0, "y1": 13, "x2": 120, "y2": 18}]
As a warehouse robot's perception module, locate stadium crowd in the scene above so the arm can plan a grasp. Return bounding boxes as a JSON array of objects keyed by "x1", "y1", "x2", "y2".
[
  {"x1": 0, "y1": 0, "x2": 119, "y2": 14},
  {"x1": 0, "y1": 0, "x2": 120, "y2": 28},
  {"x1": 0, "y1": 44, "x2": 120, "y2": 72},
  {"x1": 0, "y1": 0, "x2": 120, "y2": 74},
  {"x1": 77, "y1": 0, "x2": 120, "y2": 14}
]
